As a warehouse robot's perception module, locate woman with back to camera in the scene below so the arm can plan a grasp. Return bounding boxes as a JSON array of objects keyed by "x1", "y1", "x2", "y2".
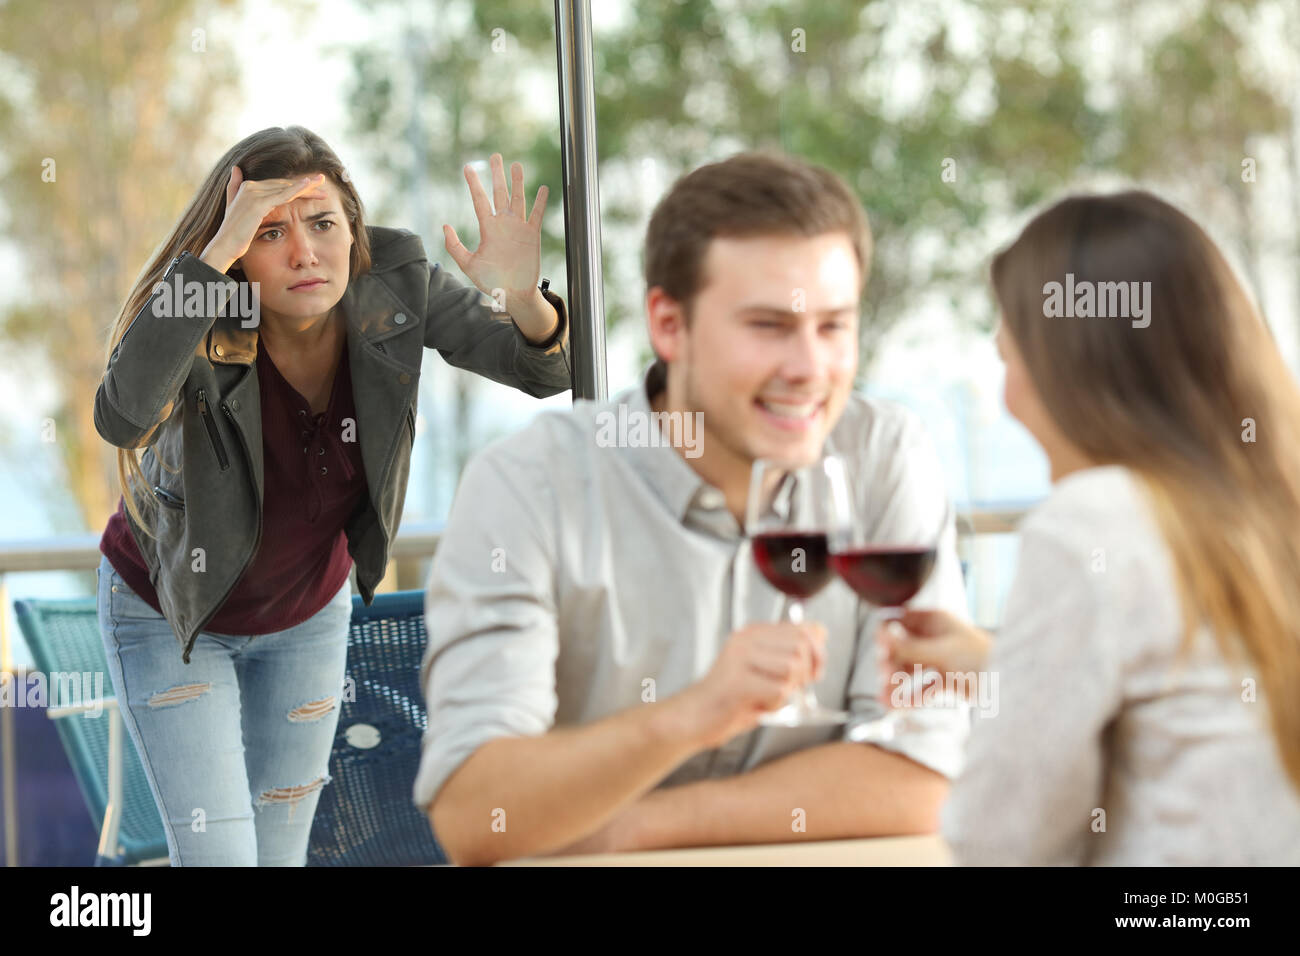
[
  {"x1": 93, "y1": 125, "x2": 570, "y2": 866},
  {"x1": 877, "y1": 190, "x2": 1300, "y2": 864}
]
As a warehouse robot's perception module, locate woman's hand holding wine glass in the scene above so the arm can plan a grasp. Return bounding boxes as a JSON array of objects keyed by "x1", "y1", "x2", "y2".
[
  {"x1": 875, "y1": 609, "x2": 992, "y2": 707},
  {"x1": 825, "y1": 462, "x2": 957, "y2": 741}
]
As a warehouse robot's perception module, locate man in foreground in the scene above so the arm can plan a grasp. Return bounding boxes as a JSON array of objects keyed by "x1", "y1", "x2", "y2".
[{"x1": 415, "y1": 152, "x2": 970, "y2": 865}]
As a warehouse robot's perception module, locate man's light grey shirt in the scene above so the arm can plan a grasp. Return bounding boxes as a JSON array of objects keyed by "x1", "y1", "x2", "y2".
[{"x1": 414, "y1": 366, "x2": 971, "y2": 812}]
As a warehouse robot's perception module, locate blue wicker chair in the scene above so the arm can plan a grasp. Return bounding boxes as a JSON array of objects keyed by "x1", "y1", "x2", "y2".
[
  {"x1": 14, "y1": 588, "x2": 448, "y2": 866},
  {"x1": 13, "y1": 597, "x2": 168, "y2": 865},
  {"x1": 307, "y1": 589, "x2": 448, "y2": 866}
]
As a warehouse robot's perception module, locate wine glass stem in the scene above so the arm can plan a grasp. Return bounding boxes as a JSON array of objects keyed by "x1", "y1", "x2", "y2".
[
  {"x1": 880, "y1": 604, "x2": 915, "y2": 718},
  {"x1": 785, "y1": 599, "x2": 819, "y2": 710},
  {"x1": 786, "y1": 599, "x2": 804, "y2": 625}
]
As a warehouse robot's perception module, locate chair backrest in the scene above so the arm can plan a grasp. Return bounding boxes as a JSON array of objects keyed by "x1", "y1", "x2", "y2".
[
  {"x1": 307, "y1": 589, "x2": 447, "y2": 866},
  {"x1": 12, "y1": 598, "x2": 169, "y2": 864}
]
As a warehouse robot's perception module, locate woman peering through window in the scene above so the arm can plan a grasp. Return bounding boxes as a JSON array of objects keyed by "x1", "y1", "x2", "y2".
[{"x1": 92, "y1": 125, "x2": 570, "y2": 866}]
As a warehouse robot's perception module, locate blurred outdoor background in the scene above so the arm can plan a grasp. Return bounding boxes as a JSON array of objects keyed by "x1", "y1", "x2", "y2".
[{"x1": 2, "y1": 0, "x2": 1299, "y2": 667}]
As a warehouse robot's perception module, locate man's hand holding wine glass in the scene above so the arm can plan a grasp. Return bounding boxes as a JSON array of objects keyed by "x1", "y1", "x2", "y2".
[{"x1": 675, "y1": 621, "x2": 828, "y2": 750}]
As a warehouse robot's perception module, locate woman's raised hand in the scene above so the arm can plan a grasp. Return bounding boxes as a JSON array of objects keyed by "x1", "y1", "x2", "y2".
[
  {"x1": 199, "y1": 167, "x2": 329, "y2": 274},
  {"x1": 443, "y1": 153, "x2": 548, "y2": 301}
]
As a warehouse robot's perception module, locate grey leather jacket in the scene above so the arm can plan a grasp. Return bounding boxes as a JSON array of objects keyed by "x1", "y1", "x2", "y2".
[{"x1": 94, "y1": 225, "x2": 571, "y2": 663}]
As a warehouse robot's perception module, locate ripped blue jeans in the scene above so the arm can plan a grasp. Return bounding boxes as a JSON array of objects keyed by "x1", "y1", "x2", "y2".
[{"x1": 96, "y1": 553, "x2": 351, "y2": 866}]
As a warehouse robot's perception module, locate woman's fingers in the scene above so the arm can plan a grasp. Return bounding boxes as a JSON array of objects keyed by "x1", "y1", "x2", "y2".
[
  {"x1": 510, "y1": 161, "x2": 526, "y2": 218},
  {"x1": 879, "y1": 616, "x2": 991, "y2": 676},
  {"x1": 886, "y1": 627, "x2": 950, "y2": 669},
  {"x1": 211, "y1": 171, "x2": 326, "y2": 266},
  {"x1": 278, "y1": 173, "x2": 325, "y2": 204},
  {"x1": 464, "y1": 155, "x2": 542, "y2": 222},
  {"x1": 463, "y1": 163, "x2": 493, "y2": 223},
  {"x1": 529, "y1": 184, "x2": 549, "y2": 229},
  {"x1": 279, "y1": 187, "x2": 328, "y2": 207},
  {"x1": 898, "y1": 607, "x2": 959, "y2": 636},
  {"x1": 489, "y1": 152, "x2": 509, "y2": 214},
  {"x1": 236, "y1": 175, "x2": 323, "y2": 206},
  {"x1": 243, "y1": 176, "x2": 302, "y2": 192},
  {"x1": 879, "y1": 616, "x2": 952, "y2": 666},
  {"x1": 443, "y1": 224, "x2": 472, "y2": 273},
  {"x1": 225, "y1": 166, "x2": 243, "y2": 209}
]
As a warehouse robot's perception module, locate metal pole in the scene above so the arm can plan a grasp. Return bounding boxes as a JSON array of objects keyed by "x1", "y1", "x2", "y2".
[{"x1": 553, "y1": 0, "x2": 608, "y2": 401}]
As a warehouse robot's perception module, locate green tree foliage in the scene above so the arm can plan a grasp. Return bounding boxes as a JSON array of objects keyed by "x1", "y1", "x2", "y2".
[
  {"x1": 0, "y1": 0, "x2": 241, "y2": 531},
  {"x1": 347, "y1": 0, "x2": 1293, "y2": 381}
]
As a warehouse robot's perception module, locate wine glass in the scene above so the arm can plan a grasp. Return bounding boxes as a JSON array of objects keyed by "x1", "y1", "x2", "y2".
[
  {"x1": 746, "y1": 455, "x2": 849, "y2": 727},
  {"x1": 828, "y1": 478, "x2": 955, "y2": 743}
]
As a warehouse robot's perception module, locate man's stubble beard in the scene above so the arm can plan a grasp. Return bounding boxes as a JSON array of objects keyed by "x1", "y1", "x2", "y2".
[{"x1": 683, "y1": 357, "x2": 756, "y2": 472}]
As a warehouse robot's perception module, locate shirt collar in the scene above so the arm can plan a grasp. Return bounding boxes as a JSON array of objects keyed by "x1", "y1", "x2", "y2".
[{"x1": 612, "y1": 363, "x2": 722, "y2": 524}]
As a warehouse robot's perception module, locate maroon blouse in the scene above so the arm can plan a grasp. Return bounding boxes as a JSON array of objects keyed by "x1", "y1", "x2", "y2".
[{"x1": 99, "y1": 333, "x2": 367, "y2": 635}]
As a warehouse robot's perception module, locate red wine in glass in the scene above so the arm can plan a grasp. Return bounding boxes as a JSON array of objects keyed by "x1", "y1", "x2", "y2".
[
  {"x1": 830, "y1": 546, "x2": 937, "y2": 607},
  {"x1": 752, "y1": 531, "x2": 833, "y2": 599},
  {"x1": 828, "y1": 481, "x2": 955, "y2": 742},
  {"x1": 746, "y1": 456, "x2": 849, "y2": 727}
]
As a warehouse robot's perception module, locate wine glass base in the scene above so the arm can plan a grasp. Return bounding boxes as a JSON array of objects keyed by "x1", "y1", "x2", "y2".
[{"x1": 757, "y1": 703, "x2": 850, "y2": 727}]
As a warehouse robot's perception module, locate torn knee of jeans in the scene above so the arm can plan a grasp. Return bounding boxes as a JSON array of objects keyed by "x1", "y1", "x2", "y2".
[
  {"x1": 255, "y1": 775, "x2": 330, "y2": 819},
  {"x1": 147, "y1": 682, "x2": 212, "y2": 708},
  {"x1": 287, "y1": 695, "x2": 336, "y2": 722}
]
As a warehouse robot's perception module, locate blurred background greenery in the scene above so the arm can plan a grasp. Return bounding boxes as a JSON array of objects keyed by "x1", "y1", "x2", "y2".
[{"x1": 1, "y1": 0, "x2": 1297, "y2": 544}]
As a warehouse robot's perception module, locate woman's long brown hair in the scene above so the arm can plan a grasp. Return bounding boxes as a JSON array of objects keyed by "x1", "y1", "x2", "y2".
[
  {"x1": 991, "y1": 190, "x2": 1300, "y2": 793},
  {"x1": 105, "y1": 126, "x2": 371, "y2": 538}
]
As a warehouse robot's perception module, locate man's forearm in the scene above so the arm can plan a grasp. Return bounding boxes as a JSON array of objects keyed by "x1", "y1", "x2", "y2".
[
  {"x1": 430, "y1": 695, "x2": 705, "y2": 865},
  {"x1": 627, "y1": 742, "x2": 950, "y2": 851}
]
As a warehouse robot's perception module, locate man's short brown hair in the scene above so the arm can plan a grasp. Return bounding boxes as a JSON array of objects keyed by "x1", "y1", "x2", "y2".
[{"x1": 644, "y1": 151, "x2": 872, "y2": 325}]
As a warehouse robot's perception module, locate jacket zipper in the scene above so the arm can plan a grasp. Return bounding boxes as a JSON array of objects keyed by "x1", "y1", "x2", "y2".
[
  {"x1": 184, "y1": 397, "x2": 263, "y2": 663},
  {"x1": 152, "y1": 485, "x2": 186, "y2": 510},
  {"x1": 196, "y1": 389, "x2": 231, "y2": 471}
]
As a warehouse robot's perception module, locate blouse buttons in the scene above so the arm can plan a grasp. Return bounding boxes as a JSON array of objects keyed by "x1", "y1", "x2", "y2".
[{"x1": 320, "y1": 466, "x2": 328, "y2": 476}]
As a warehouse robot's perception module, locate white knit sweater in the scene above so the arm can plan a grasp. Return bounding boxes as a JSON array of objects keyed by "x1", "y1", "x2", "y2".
[{"x1": 942, "y1": 465, "x2": 1300, "y2": 865}]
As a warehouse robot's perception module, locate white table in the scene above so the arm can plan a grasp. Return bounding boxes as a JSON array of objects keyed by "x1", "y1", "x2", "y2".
[{"x1": 499, "y1": 834, "x2": 951, "y2": 866}]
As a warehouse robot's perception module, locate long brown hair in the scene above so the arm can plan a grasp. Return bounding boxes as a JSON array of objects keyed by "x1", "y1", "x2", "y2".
[
  {"x1": 991, "y1": 190, "x2": 1300, "y2": 792},
  {"x1": 105, "y1": 126, "x2": 371, "y2": 538}
]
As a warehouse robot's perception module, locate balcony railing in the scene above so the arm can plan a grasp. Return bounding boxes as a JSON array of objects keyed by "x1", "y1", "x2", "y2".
[
  {"x1": 0, "y1": 507, "x2": 1027, "y2": 576},
  {"x1": 0, "y1": 506, "x2": 1029, "y2": 866}
]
